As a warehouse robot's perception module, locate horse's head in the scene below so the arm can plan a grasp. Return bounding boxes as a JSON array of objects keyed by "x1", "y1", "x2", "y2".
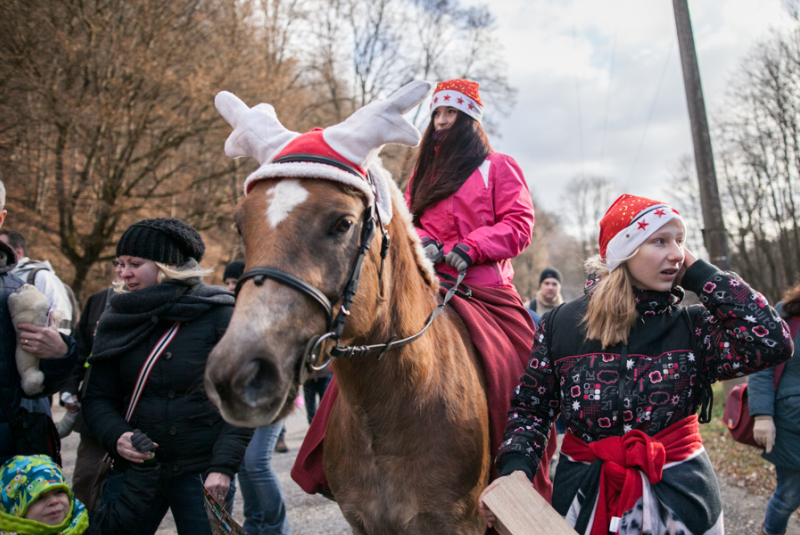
[{"x1": 205, "y1": 82, "x2": 432, "y2": 427}]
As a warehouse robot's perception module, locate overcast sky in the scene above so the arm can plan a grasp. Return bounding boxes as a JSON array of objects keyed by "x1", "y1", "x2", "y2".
[{"x1": 469, "y1": 0, "x2": 796, "y2": 215}]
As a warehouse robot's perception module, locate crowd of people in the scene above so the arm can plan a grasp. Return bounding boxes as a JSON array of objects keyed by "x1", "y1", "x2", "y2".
[{"x1": 0, "y1": 76, "x2": 798, "y2": 535}]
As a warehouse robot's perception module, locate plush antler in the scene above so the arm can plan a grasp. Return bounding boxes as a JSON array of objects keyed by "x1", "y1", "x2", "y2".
[
  {"x1": 324, "y1": 81, "x2": 433, "y2": 166},
  {"x1": 214, "y1": 91, "x2": 299, "y2": 165}
]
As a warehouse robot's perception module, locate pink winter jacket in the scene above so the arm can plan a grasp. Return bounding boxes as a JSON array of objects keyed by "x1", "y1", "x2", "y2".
[{"x1": 405, "y1": 152, "x2": 535, "y2": 288}]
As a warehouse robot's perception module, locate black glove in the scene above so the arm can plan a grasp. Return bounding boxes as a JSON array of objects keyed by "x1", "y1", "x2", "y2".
[
  {"x1": 444, "y1": 243, "x2": 472, "y2": 273},
  {"x1": 131, "y1": 429, "x2": 155, "y2": 453},
  {"x1": 421, "y1": 238, "x2": 444, "y2": 264}
]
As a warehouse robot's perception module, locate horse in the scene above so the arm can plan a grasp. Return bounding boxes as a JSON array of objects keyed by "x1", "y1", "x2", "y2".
[{"x1": 204, "y1": 82, "x2": 497, "y2": 534}]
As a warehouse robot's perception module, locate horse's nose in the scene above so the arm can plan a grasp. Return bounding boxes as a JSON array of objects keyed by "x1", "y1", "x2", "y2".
[{"x1": 235, "y1": 358, "x2": 279, "y2": 408}]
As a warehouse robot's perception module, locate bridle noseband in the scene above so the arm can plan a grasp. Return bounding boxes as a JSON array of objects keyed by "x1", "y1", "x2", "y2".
[{"x1": 234, "y1": 161, "x2": 466, "y2": 381}]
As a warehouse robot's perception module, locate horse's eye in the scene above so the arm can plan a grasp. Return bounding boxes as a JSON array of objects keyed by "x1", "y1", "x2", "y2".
[{"x1": 332, "y1": 218, "x2": 354, "y2": 234}]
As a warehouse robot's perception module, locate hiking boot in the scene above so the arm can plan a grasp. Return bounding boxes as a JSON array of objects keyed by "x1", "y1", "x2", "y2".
[{"x1": 274, "y1": 436, "x2": 289, "y2": 453}]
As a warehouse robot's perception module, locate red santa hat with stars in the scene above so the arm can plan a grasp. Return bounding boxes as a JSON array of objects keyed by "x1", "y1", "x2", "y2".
[
  {"x1": 599, "y1": 194, "x2": 684, "y2": 272},
  {"x1": 430, "y1": 79, "x2": 484, "y2": 123}
]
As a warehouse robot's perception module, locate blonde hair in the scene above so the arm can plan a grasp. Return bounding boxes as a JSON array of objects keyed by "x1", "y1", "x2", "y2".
[
  {"x1": 113, "y1": 261, "x2": 213, "y2": 293},
  {"x1": 582, "y1": 253, "x2": 639, "y2": 349}
]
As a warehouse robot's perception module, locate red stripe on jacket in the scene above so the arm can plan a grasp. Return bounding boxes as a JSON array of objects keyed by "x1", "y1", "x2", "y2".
[{"x1": 561, "y1": 414, "x2": 703, "y2": 535}]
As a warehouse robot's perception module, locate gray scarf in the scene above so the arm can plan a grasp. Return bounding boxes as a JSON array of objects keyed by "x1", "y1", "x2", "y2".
[{"x1": 90, "y1": 278, "x2": 234, "y2": 361}]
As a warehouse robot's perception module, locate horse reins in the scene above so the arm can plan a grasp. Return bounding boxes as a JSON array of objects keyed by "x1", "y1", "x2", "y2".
[{"x1": 234, "y1": 158, "x2": 467, "y2": 378}]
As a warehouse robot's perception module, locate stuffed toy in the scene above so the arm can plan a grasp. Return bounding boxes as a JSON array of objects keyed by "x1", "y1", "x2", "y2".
[{"x1": 7, "y1": 284, "x2": 57, "y2": 396}]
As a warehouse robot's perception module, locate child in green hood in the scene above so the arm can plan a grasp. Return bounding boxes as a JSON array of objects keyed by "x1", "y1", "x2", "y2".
[
  {"x1": 0, "y1": 455, "x2": 89, "y2": 535},
  {"x1": 0, "y1": 450, "x2": 161, "y2": 535}
]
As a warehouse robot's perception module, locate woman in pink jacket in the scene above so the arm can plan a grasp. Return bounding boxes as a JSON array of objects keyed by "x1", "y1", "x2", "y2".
[{"x1": 405, "y1": 78, "x2": 535, "y2": 289}]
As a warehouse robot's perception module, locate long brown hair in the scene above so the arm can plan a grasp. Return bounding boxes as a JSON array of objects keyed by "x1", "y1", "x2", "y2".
[
  {"x1": 408, "y1": 111, "x2": 492, "y2": 226},
  {"x1": 582, "y1": 254, "x2": 639, "y2": 349},
  {"x1": 782, "y1": 281, "x2": 800, "y2": 317}
]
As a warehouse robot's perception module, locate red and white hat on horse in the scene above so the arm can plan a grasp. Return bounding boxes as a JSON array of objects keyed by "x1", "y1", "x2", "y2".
[{"x1": 214, "y1": 81, "x2": 434, "y2": 224}]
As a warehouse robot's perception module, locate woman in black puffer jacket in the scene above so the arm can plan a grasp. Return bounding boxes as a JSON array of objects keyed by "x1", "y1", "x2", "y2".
[{"x1": 82, "y1": 218, "x2": 252, "y2": 535}]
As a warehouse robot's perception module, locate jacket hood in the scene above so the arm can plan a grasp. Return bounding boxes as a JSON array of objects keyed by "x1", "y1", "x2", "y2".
[
  {"x1": 15, "y1": 258, "x2": 54, "y2": 272},
  {"x1": 0, "y1": 241, "x2": 18, "y2": 275}
]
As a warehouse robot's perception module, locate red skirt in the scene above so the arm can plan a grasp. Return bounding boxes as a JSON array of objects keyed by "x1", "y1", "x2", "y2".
[{"x1": 290, "y1": 281, "x2": 556, "y2": 502}]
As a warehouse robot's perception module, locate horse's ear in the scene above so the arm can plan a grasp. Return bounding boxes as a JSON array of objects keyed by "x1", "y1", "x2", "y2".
[
  {"x1": 215, "y1": 91, "x2": 299, "y2": 165},
  {"x1": 324, "y1": 80, "x2": 433, "y2": 166}
]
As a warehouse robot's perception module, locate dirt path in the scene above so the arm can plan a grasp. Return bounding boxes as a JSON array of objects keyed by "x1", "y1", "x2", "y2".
[{"x1": 55, "y1": 404, "x2": 798, "y2": 534}]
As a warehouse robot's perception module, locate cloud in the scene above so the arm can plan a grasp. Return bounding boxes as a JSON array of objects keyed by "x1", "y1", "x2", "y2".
[{"x1": 471, "y1": 0, "x2": 795, "y2": 213}]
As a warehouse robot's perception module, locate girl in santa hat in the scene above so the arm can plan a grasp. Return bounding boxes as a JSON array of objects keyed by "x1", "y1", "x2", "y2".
[
  {"x1": 405, "y1": 78, "x2": 535, "y2": 291},
  {"x1": 404, "y1": 80, "x2": 559, "y2": 499},
  {"x1": 479, "y1": 194, "x2": 793, "y2": 535}
]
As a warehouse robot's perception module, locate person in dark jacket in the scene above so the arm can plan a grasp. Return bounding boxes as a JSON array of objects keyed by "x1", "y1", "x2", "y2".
[
  {"x1": 60, "y1": 275, "x2": 117, "y2": 510},
  {"x1": 81, "y1": 218, "x2": 253, "y2": 535},
  {"x1": 0, "y1": 179, "x2": 78, "y2": 467},
  {"x1": 479, "y1": 194, "x2": 793, "y2": 535},
  {"x1": 749, "y1": 287, "x2": 800, "y2": 535}
]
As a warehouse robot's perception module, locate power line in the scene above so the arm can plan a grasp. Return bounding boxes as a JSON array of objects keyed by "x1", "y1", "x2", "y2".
[
  {"x1": 600, "y1": 0, "x2": 619, "y2": 162},
  {"x1": 628, "y1": 36, "x2": 675, "y2": 186},
  {"x1": 570, "y1": 0, "x2": 585, "y2": 176}
]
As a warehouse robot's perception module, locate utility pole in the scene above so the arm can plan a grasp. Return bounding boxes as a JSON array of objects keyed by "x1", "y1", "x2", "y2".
[{"x1": 672, "y1": 0, "x2": 731, "y2": 271}]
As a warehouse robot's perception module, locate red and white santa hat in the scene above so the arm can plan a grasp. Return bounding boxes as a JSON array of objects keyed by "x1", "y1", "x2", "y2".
[
  {"x1": 599, "y1": 194, "x2": 684, "y2": 272},
  {"x1": 430, "y1": 79, "x2": 484, "y2": 124},
  {"x1": 214, "y1": 81, "x2": 433, "y2": 224}
]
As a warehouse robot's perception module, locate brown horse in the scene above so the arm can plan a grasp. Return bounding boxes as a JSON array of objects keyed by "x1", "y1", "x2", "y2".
[{"x1": 205, "y1": 83, "x2": 492, "y2": 533}]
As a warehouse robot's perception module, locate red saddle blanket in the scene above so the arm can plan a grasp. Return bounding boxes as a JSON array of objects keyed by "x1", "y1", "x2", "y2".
[{"x1": 290, "y1": 281, "x2": 556, "y2": 503}]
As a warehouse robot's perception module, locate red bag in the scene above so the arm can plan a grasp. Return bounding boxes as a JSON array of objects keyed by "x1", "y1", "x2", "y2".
[
  {"x1": 722, "y1": 383, "x2": 760, "y2": 447},
  {"x1": 722, "y1": 317, "x2": 798, "y2": 447}
]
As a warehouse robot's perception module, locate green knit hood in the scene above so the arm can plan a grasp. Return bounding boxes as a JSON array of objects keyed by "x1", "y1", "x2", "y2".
[{"x1": 0, "y1": 455, "x2": 88, "y2": 535}]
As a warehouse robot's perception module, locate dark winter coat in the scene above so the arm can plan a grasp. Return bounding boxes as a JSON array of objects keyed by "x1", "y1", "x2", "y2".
[
  {"x1": 496, "y1": 260, "x2": 792, "y2": 534},
  {"x1": 62, "y1": 287, "x2": 113, "y2": 435},
  {"x1": 0, "y1": 241, "x2": 78, "y2": 465},
  {"x1": 82, "y1": 282, "x2": 252, "y2": 480},
  {"x1": 748, "y1": 302, "x2": 800, "y2": 469}
]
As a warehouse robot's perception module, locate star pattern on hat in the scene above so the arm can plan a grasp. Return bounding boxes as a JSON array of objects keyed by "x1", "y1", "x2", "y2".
[
  {"x1": 637, "y1": 220, "x2": 649, "y2": 230},
  {"x1": 655, "y1": 209, "x2": 666, "y2": 217}
]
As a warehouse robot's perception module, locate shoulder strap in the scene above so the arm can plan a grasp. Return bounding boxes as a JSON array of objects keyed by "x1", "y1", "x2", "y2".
[
  {"x1": 683, "y1": 307, "x2": 713, "y2": 423},
  {"x1": 26, "y1": 266, "x2": 47, "y2": 285},
  {"x1": 123, "y1": 322, "x2": 180, "y2": 422},
  {"x1": 772, "y1": 318, "x2": 799, "y2": 391}
]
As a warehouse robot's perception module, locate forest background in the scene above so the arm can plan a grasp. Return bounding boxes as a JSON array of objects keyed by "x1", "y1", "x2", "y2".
[{"x1": 2, "y1": 0, "x2": 800, "y2": 305}]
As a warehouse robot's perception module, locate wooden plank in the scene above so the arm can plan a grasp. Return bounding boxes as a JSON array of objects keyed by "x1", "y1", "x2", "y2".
[{"x1": 482, "y1": 471, "x2": 579, "y2": 535}]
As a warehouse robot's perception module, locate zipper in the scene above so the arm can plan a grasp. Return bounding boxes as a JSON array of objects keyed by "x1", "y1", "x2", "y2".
[{"x1": 618, "y1": 345, "x2": 628, "y2": 432}]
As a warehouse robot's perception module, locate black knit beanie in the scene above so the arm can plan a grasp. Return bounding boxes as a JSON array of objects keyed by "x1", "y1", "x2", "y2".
[
  {"x1": 116, "y1": 218, "x2": 205, "y2": 265},
  {"x1": 223, "y1": 259, "x2": 245, "y2": 280},
  {"x1": 539, "y1": 267, "x2": 562, "y2": 285}
]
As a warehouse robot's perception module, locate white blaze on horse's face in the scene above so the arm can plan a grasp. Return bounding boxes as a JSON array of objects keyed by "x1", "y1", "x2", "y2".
[{"x1": 265, "y1": 179, "x2": 309, "y2": 228}]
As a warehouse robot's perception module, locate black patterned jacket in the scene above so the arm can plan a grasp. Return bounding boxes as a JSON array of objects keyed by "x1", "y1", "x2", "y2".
[{"x1": 496, "y1": 259, "x2": 794, "y2": 480}]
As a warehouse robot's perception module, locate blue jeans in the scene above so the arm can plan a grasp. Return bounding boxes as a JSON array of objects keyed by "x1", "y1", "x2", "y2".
[
  {"x1": 238, "y1": 421, "x2": 290, "y2": 535},
  {"x1": 103, "y1": 470, "x2": 234, "y2": 535},
  {"x1": 764, "y1": 465, "x2": 800, "y2": 535}
]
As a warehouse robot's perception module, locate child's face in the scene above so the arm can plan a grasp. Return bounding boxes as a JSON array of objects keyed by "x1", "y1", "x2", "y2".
[{"x1": 24, "y1": 489, "x2": 70, "y2": 525}]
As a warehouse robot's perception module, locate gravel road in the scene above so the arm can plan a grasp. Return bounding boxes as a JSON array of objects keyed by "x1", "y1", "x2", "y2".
[{"x1": 54, "y1": 404, "x2": 798, "y2": 534}]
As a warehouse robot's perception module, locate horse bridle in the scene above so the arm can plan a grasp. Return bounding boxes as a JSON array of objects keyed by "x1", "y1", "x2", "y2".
[{"x1": 234, "y1": 158, "x2": 466, "y2": 380}]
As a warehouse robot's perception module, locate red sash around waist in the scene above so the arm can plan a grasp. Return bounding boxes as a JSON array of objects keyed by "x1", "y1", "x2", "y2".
[{"x1": 560, "y1": 414, "x2": 703, "y2": 535}]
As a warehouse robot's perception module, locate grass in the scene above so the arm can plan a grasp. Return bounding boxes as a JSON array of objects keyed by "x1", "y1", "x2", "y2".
[{"x1": 701, "y1": 382, "x2": 777, "y2": 497}]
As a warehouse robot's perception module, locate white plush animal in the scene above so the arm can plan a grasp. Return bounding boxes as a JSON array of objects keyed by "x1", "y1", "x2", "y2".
[{"x1": 8, "y1": 284, "x2": 54, "y2": 395}]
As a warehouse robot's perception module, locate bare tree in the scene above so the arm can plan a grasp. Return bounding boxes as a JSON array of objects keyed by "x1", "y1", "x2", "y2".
[
  {"x1": 561, "y1": 174, "x2": 619, "y2": 259},
  {"x1": 0, "y1": 0, "x2": 310, "y2": 297},
  {"x1": 714, "y1": 26, "x2": 800, "y2": 301}
]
